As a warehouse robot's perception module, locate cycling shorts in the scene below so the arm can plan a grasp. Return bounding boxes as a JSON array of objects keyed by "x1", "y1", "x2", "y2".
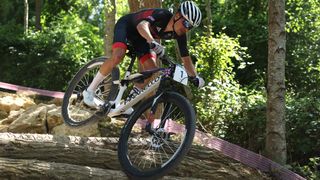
[{"x1": 112, "y1": 15, "x2": 156, "y2": 64}]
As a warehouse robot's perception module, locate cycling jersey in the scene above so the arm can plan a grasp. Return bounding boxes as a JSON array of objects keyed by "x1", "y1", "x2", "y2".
[{"x1": 112, "y1": 8, "x2": 189, "y2": 63}]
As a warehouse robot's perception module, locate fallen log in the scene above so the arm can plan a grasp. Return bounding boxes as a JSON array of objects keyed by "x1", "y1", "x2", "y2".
[
  {"x1": 0, "y1": 157, "x2": 126, "y2": 180},
  {"x1": 0, "y1": 133, "x2": 270, "y2": 179},
  {"x1": 0, "y1": 157, "x2": 199, "y2": 180},
  {"x1": 0, "y1": 133, "x2": 119, "y2": 169}
]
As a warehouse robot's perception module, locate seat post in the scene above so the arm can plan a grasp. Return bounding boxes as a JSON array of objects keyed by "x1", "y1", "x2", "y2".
[{"x1": 126, "y1": 43, "x2": 136, "y2": 73}]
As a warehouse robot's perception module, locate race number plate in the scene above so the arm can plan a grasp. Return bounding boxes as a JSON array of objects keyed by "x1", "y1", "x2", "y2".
[{"x1": 173, "y1": 65, "x2": 188, "y2": 85}]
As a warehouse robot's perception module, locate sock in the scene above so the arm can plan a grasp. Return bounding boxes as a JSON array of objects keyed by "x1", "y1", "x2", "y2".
[{"x1": 87, "y1": 71, "x2": 106, "y2": 92}]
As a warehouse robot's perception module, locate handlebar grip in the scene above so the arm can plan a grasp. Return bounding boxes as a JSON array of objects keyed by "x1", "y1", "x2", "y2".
[{"x1": 149, "y1": 42, "x2": 156, "y2": 49}]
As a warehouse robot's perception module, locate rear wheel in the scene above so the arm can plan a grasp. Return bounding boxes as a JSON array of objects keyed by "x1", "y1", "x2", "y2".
[
  {"x1": 62, "y1": 57, "x2": 119, "y2": 126},
  {"x1": 118, "y1": 92, "x2": 196, "y2": 179}
]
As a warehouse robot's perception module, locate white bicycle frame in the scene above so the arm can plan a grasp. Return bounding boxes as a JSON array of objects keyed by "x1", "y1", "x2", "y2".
[{"x1": 106, "y1": 64, "x2": 188, "y2": 118}]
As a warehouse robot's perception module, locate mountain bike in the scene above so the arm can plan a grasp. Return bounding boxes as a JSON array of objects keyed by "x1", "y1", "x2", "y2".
[{"x1": 61, "y1": 44, "x2": 196, "y2": 179}]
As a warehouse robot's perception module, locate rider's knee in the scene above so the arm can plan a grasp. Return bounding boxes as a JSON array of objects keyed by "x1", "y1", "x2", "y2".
[
  {"x1": 112, "y1": 50, "x2": 125, "y2": 65},
  {"x1": 140, "y1": 53, "x2": 157, "y2": 68}
]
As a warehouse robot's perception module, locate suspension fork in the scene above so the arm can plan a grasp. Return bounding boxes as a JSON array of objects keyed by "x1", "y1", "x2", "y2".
[{"x1": 145, "y1": 78, "x2": 169, "y2": 134}]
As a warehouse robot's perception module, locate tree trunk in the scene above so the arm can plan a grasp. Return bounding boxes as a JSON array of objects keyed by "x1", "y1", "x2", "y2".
[
  {"x1": 0, "y1": 133, "x2": 270, "y2": 180},
  {"x1": 35, "y1": 0, "x2": 42, "y2": 31},
  {"x1": 104, "y1": 0, "x2": 116, "y2": 57},
  {"x1": 24, "y1": 0, "x2": 29, "y2": 34},
  {"x1": 205, "y1": 0, "x2": 212, "y2": 37},
  {"x1": 128, "y1": 0, "x2": 162, "y2": 13},
  {"x1": 266, "y1": 0, "x2": 287, "y2": 165}
]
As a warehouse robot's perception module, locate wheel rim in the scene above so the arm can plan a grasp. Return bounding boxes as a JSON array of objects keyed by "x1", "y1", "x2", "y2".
[
  {"x1": 125, "y1": 99, "x2": 189, "y2": 173},
  {"x1": 66, "y1": 61, "x2": 113, "y2": 123}
]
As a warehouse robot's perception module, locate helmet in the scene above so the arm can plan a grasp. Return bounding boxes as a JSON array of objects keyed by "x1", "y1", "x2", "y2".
[{"x1": 179, "y1": 1, "x2": 202, "y2": 27}]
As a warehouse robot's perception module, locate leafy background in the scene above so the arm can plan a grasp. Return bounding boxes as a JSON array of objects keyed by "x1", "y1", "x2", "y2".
[{"x1": 0, "y1": 0, "x2": 319, "y2": 178}]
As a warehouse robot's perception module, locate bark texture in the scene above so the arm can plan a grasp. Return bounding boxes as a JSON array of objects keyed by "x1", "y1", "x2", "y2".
[
  {"x1": 35, "y1": 0, "x2": 42, "y2": 31},
  {"x1": 205, "y1": 0, "x2": 213, "y2": 36},
  {"x1": 266, "y1": 0, "x2": 287, "y2": 165},
  {"x1": 128, "y1": 0, "x2": 161, "y2": 13},
  {"x1": 0, "y1": 133, "x2": 270, "y2": 180},
  {"x1": 0, "y1": 158, "x2": 197, "y2": 180},
  {"x1": 105, "y1": 0, "x2": 116, "y2": 57},
  {"x1": 24, "y1": 0, "x2": 29, "y2": 34}
]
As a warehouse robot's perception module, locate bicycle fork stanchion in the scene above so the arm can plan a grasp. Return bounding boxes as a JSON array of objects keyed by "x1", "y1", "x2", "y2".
[{"x1": 144, "y1": 77, "x2": 168, "y2": 135}]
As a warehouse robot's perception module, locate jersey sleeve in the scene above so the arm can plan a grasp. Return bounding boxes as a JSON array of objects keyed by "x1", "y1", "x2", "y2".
[
  {"x1": 133, "y1": 9, "x2": 172, "y2": 27},
  {"x1": 177, "y1": 35, "x2": 189, "y2": 57}
]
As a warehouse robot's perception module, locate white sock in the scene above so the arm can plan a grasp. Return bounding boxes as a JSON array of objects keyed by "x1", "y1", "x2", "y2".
[{"x1": 87, "y1": 71, "x2": 106, "y2": 92}]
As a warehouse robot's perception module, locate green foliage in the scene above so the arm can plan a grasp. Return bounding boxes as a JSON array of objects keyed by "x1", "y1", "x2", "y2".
[
  {"x1": 0, "y1": 0, "x2": 25, "y2": 25},
  {"x1": 206, "y1": 1, "x2": 319, "y2": 174},
  {"x1": 223, "y1": 90, "x2": 266, "y2": 152},
  {"x1": 187, "y1": 33, "x2": 251, "y2": 137},
  {"x1": 211, "y1": 0, "x2": 320, "y2": 95},
  {"x1": 0, "y1": 1, "x2": 319, "y2": 177},
  {"x1": 286, "y1": 91, "x2": 320, "y2": 164},
  {"x1": 291, "y1": 157, "x2": 320, "y2": 180},
  {"x1": 286, "y1": 0, "x2": 320, "y2": 94},
  {"x1": 190, "y1": 33, "x2": 249, "y2": 80},
  {"x1": 194, "y1": 80, "x2": 265, "y2": 139},
  {"x1": 211, "y1": 0, "x2": 268, "y2": 85},
  {"x1": 42, "y1": 0, "x2": 105, "y2": 36},
  {"x1": 0, "y1": 13, "x2": 103, "y2": 91},
  {"x1": 115, "y1": 0, "x2": 130, "y2": 18},
  {"x1": 217, "y1": 90, "x2": 320, "y2": 171}
]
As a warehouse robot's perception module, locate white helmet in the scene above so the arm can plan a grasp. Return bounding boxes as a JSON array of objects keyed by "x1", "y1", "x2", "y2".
[{"x1": 179, "y1": 1, "x2": 202, "y2": 27}]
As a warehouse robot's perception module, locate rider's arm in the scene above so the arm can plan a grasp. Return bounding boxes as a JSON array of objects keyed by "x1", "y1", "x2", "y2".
[
  {"x1": 136, "y1": 20, "x2": 155, "y2": 43},
  {"x1": 177, "y1": 35, "x2": 197, "y2": 76},
  {"x1": 182, "y1": 56, "x2": 197, "y2": 77}
]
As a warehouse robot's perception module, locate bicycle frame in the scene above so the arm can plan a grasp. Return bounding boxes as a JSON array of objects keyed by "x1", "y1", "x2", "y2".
[
  {"x1": 107, "y1": 74, "x2": 162, "y2": 117},
  {"x1": 101, "y1": 47, "x2": 189, "y2": 118},
  {"x1": 106, "y1": 51, "x2": 164, "y2": 118}
]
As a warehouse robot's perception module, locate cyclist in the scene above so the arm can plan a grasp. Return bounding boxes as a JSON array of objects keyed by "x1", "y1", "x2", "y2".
[{"x1": 84, "y1": 1, "x2": 205, "y2": 107}]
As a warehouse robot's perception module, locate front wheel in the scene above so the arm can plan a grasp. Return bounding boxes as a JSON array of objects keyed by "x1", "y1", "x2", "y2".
[
  {"x1": 118, "y1": 92, "x2": 196, "y2": 179},
  {"x1": 62, "y1": 57, "x2": 119, "y2": 126}
]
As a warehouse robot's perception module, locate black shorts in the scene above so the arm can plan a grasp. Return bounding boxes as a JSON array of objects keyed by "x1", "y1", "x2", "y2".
[{"x1": 112, "y1": 15, "x2": 156, "y2": 64}]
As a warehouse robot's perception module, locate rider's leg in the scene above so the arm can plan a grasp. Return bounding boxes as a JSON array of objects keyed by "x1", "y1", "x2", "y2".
[
  {"x1": 87, "y1": 15, "x2": 128, "y2": 92},
  {"x1": 125, "y1": 53, "x2": 158, "y2": 103},
  {"x1": 135, "y1": 53, "x2": 158, "y2": 89},
  {"x1": 137, "y1": 54, "x2": 161, "y2": 125},
  {"x1": 84, "y1": 45, "x2": 126, "y2": 107},
  {"x1": 87, "y1": 47, "x2": 126, "y2": 91}
]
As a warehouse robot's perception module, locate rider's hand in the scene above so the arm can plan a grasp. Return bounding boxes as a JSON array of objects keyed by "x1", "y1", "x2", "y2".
[
  {"x1": 149, "y1": 40, "x2": 165, "y2": 57},
  {"x1": 189, "y1": 75, "x2": 205, "y2": 88}
]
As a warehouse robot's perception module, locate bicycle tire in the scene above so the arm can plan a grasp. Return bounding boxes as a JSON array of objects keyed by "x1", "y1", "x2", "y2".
[
  {"x1": 118, "y1": 91, "x2": 196, "y2": 179},
  {"x1": 62, "y1": 57, "x2": 119, "y2": 126}
]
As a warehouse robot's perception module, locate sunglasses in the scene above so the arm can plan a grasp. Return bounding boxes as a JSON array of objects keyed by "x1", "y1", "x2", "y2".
[{"x1": 182, "y1": 19, "x2": 193, "y2": 30}]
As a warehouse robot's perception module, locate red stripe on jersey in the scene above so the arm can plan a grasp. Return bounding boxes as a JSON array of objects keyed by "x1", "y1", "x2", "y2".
[
  {"x1": 112, "y1": 42, "x2": 127, "y2": 50},
  {"x1": 136, "y1": 9, "x2": 154, "y2": 21}
]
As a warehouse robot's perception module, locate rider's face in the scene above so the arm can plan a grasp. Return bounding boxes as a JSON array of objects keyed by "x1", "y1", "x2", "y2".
[{"x1": 174, "y1": 14, "x2": 190, "y2": 36}]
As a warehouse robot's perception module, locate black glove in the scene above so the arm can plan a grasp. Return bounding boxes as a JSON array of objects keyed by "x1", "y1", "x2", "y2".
[{"x1": 189, "y1": 75, "x2": 205, "y2": 88}]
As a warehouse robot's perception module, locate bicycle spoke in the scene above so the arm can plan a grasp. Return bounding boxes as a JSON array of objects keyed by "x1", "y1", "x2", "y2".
[
  {"x1": 63, "y1": 58, "x2": 118, "y2": 125},
  {"x1": 125, "y1": 99, "x2": 189, "y2": 173},
  {"x1": 162, "y1": 106, "x2": 178, "y2": 122}
]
